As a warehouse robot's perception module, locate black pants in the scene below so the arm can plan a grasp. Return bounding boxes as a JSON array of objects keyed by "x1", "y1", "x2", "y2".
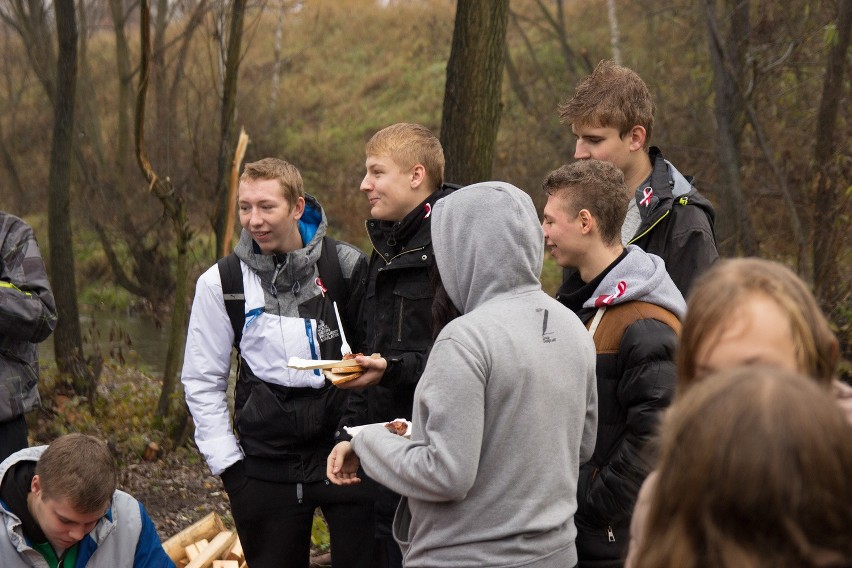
[
  {"x1": 226, "y1": 473, "x2": 376, "y2": 568},
  {"x1": 0, "y1": 414, "x2": 28, "y2": 463},
  {"x1": 374, "y1": 483, "x2": 403, "y2": 568}
]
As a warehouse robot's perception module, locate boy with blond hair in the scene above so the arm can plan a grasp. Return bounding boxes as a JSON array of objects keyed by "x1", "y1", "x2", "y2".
[
  {"x1": 560, "y1": 60, "x2": 718, "y2": 296},
  {"x1": 0, "y1": 433, "x2": 173, "y2": 567},
  {"x1": 333, "y1": 123, "x2": 456, "y2": 567}
]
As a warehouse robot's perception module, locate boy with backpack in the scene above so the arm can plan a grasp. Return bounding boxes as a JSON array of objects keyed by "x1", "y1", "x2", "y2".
[
  {"x1": 332, "y1": 123, "x2": 456, "y2": 567},
  {"x1": 181, "y1": 158, "x2": 373, "y2": 568},
  {"x1": 559, "y1": 60, "x2": 718, "y2": 296},
  {"x1": 542, "y1": 159, "x2": 685, "y2": 568}
]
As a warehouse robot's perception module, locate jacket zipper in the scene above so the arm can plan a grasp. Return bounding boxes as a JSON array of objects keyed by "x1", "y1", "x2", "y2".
[
  {"x1": 607, "y1": 526, "x2": 615, "y2": 542},
  {"x1": 628, "y1": 209, "x2": 670, "y2": 246}
]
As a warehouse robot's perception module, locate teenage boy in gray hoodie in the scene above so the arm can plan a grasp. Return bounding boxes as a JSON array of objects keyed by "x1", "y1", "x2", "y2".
[
  {"x1": 541, "y1": 159, "x2": 685, "y2": 568},
  {"x1": 328, "y1": 182, "x2": 598, "y2": 568}
]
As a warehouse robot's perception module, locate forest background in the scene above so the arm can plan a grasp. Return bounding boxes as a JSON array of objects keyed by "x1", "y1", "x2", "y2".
[{"x1": 0, "y1": 0, "x2": 849, "y2": 544}]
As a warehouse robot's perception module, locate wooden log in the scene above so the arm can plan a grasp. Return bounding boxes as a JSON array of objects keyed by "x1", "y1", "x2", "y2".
[
  {"x1": 212, "y1": 561, "x2": 239, "y2": 568},
  {"x1": 162, "y1": 513, "x2": 226, "y2": 562},
  {"x1": 225, "y1": 538, "x2": 243, "y2": 562},
  {"x1": 185, "y1": 538, "x2": 209, "y2": 561},
  {"x1": 185, "y1": 530, "x2": 237, "y2": 568}
]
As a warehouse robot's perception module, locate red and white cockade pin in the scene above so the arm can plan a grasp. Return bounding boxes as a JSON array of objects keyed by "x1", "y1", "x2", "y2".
[
  {"x1": 594, "y1": 280, "x2": 627, "y2": 307},
  {"x1": 423, "y1": 203, "x2": 432, "y2": 218},
  {"x1": 315, "y1": 277, "x2": 328, "y2": 297},
  {"x1": 640, "y1": 187, "x2": 654, "y2": 207}
]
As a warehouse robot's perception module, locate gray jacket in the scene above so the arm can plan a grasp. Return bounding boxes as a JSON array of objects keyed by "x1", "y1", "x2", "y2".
[
  {"x1": 0, "y1": 446, "x2": 174, "y2": 567},
  {"x1": 352, "y1": 182, "x2": 598, "y2": 567},
  {"x1": 0, "y1": 213, "x2": 56, "y2": 422}
]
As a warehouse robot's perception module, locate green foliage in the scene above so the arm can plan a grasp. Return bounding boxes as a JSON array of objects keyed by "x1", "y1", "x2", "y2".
[
  {"x1": 311, "y1": 512, "x2": 331, "y2": 552},
  {"x1": 30, "y1": 361, "x2": 177, "y2": 467}
]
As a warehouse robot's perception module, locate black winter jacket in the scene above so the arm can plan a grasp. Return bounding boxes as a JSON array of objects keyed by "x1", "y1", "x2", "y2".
[
  {"x1": 629, "y1": 147, "x2": 718, "y2": 297},
  {"x1": 557, "y1": 252, "x2": 680, "y2": 568},
  {"x1": 343, "y1": 185, "x2": 456, "y2": 428}
]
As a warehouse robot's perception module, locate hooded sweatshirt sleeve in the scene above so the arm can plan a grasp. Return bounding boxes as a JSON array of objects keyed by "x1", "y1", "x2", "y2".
[
  {"x1": 180, "y1": 265, "x2": 243, "y2": 476},
  {"x1": 352, "y1": 333, "x2": 483, "y2": 502}
]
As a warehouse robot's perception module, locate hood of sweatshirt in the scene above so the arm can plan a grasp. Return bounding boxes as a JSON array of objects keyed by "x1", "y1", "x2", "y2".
[
  {"x1": 430, "y1": 182, "x2": 543, "y2": 314},
  {"x1": 584, "y1": 245, "x2": 686, "y2": 318}
]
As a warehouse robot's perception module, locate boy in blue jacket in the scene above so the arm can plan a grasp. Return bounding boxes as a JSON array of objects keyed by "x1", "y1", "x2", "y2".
[{"x1": 0, "y1": 433, "x2": 173, "y2": 567}]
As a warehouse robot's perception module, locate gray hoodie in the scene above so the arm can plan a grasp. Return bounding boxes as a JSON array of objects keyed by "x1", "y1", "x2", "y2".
[
  {"x1": 583, "y1": 246, "x2": 686, "y2": 318},
  {"x1": 352, "y1": 182, "x2": 598, "y2": 567}
]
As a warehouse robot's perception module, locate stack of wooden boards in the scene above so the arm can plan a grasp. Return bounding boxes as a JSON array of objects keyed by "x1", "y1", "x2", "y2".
[{"x1": 162, "y1": 512, "x2": 245, "y2": 568}]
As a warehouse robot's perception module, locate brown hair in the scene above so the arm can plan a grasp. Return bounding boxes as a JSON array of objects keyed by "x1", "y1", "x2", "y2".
[
  {"x1": 365, "y1": 123, "x2": 445, "y2": 188},
  {"x1": 240, "y1": 158, "x2": 304, "y2": 207},
  {"x1": 636, "y1": 366, "x2": 852, "y2": 568},
  {"x1": 542, "y1": 159, "x2": 629, "y2": 246},
  {"x1": 677, "y1": 258, "x2": 839, "y2": 389},
  {"x1": 558, "y1": 60, "x2": 655, "y2": 145},
  {"x1": 36, "y1": 434, "x2": 116, "y2": 514}
]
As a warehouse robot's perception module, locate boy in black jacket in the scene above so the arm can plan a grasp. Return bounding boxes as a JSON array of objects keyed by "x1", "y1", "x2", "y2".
[
  {"x1": 334, "y1": 123, "x2": 454, "y2": 568},
  {"x1": 559, "y1": 60, "x2": 718, "y2": 297}
]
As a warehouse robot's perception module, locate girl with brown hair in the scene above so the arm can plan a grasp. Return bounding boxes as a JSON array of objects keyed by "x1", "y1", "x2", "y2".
[{"x1": 634, "y1": 367, "x2": 852, "y2": 568}]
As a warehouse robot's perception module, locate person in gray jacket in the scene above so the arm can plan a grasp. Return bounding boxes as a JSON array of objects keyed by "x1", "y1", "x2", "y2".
[
  {"x1": 0, "y1": 211, "x2": 57, "y2": 462},
  {"x1": 0, "y1": 433, "x2": 173, "y2": 567},
  {"x1": 328, "y1": 181, "x2": 598, "y2": 568}
]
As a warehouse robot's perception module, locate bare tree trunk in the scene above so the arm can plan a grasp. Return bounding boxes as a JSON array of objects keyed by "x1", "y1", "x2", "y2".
[
  {"x1": 812, "y1": 0, "x2": 851, "y2": 306},
  {"x1": 50, "y1": 0, "x2": 95, "y2": 399},
  {"x1": 607, "y1": 0, "x2": 622, "y2": 65},
  {"x1": 440, "y1": 0, "x2": 509, "y2": 185},
  {"x1": 213, "y1": 0, "x2": 247, "y2": 257},
  {"x1": 704, "y1": 0, "x2": 757, "y2": 256},
  {"x1": 136, "y1": 0, "x2": 193, "y2": 427},
  {"x1": 269, "y1": 0, "x2": 285, "y2": 116}
]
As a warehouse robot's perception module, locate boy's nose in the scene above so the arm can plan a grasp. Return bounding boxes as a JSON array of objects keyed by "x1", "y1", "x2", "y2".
[{"x1": 574, "y1": 142, "x2": 589, "y2": 160}]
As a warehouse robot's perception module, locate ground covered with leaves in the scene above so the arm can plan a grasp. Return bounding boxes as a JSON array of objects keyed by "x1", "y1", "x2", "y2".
[{"x1": 30, "y1": 364, "x2": 230, "y2": 539}]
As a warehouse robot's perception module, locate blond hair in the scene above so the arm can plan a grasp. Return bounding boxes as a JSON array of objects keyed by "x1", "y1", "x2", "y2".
[
  {"x1": 240, "y1": 158, "x2": 304, "y2": 207},
  {"x1": 677, "y1": 258, "x2": 839, "y2": 390},
  {"x1": 365, "y1": 123, "x2": 444, "y2": 188}
]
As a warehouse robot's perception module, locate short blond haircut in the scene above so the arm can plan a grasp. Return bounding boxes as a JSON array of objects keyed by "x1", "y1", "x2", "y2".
[
  {"x1": 240, "y1": 158, "x2": 304, "y2": 207},
  {"x1": 365, "y1": 123, "x2": 444, "y2": 188},
  {"x1": 559, "y1": 60, "x2": 655, "y2": 145},
  {"x1": 36, "y1": 434, "x2": 116, "y2": 514}
]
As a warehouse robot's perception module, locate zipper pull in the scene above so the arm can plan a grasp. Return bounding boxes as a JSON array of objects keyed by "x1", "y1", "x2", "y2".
[{"x1": 607, "y1": 526, "x2": 615, "y2": 542}]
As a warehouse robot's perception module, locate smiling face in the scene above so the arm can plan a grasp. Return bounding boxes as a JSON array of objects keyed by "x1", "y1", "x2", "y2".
[
  {"x1": 360, "y1": 155, "x2": 428, "y2": 222},
  {"x1": 238, "y1": 177, "x2": 305, "y2": 254},
  {"x1": 542, "y1": 192, "x2": 584, "y2": 269},
  {"x1": 694, "y1": 294, "x2": 801, "y2": 380},
  {"x1": 28, "y1": 475, "x2": 106, "y2": 551}
]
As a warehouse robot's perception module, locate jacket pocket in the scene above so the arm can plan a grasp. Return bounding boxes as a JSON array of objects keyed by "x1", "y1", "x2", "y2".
[{"x1": 392, "y1": 279, "x2": 433, "y2": 349}]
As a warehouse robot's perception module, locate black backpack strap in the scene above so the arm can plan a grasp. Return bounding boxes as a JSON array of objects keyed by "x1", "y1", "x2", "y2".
[
  {"x1": 317, "y1": 235, "x2": 349, "y2": 307},
  {"x1": 217, "y1": 252, "x2": 245, "y2": 350}
]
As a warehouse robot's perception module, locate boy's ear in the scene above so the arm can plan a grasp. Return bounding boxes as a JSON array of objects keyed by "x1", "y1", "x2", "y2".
[
  {"x1": 578, "y1": 209, "x2": 595, "y2": 234},
  {"x1": 627, "y1": 125, "x2": 647, "y2": 151},
  {"x1": 290, "y1": 196, "x2": 306, "y2": 220},
  {"x1": 410, "y1": 164, "x2": 426, "y2": 190}
]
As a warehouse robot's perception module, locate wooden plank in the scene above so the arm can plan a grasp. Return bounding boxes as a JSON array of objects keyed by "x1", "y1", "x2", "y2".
[
  {"x1": 185, "y1": 530, "x2": 238, "y2": 568},
  {"x1": 162, "y1": 513, "x2": 226, "y2": 562}
]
